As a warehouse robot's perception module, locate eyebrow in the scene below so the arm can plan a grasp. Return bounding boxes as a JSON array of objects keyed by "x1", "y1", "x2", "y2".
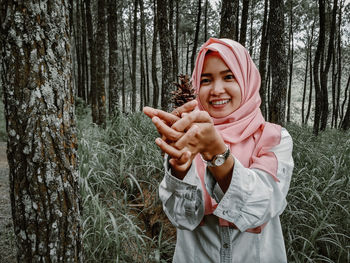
[{"x1": 201, "y1": 69, "x2": 232, "y2": 77}]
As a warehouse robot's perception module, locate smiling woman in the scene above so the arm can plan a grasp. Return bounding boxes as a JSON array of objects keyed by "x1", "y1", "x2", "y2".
[
  {"x1": 199, "y1": 52, "x2": 242, "y2": 118},
  {"x1": 143, "y1": 38, "x2": 294, "y2": 263}
]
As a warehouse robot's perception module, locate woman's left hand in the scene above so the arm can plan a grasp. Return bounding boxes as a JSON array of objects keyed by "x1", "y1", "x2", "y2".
[{"x1": 157, "y1": 110, "x2": 226, "y2": 172}]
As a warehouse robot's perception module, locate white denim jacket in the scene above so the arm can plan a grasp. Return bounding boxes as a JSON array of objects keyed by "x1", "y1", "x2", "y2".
[{"x1": 159, "y1": 128, "x2": 294, "y2": 263}]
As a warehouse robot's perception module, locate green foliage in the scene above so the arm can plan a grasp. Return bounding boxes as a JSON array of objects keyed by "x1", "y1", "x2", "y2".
[
  {"x1": 78, "y1": 110, "x2": 349, "y2": 262},
  {"x1": 282, "y1": 123, "x2": 350, "y2": 262}
]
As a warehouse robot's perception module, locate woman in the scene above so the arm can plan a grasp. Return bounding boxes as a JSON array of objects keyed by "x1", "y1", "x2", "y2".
[{"x1": 143, "y1": 38, "x2": 293, "y2": 263}]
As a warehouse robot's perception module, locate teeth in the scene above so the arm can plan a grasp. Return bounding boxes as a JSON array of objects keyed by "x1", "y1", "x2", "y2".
[{"x1": 211, "y1": 100, "x2": 230, "y2": 105}]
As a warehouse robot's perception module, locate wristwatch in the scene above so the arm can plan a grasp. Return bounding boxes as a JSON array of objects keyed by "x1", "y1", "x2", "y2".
[{"x1": 201, "y1": 145, "x2": 231, "y2": 167}]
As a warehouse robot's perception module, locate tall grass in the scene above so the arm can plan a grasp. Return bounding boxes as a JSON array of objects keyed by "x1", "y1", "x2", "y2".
[
  {"x1": 282, "y1": 123, "x2": 350, "y2": 262},
  {"x1": 77, "y1": 105, "x2": 349, "y2": 262},
  {"x1": 77, "y1": 109, "x2": 175, "y2": 262}
]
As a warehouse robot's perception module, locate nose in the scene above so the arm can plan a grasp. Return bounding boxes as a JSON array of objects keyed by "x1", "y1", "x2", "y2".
[{"x1": 210, "y1": 80, "x2": 225, "y2": 95}]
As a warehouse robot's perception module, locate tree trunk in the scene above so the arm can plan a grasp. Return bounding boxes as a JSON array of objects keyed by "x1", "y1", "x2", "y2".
[
  {"x1": 157, "y1": 0, "x2": 173, "y2": 111},
  {"x1": 286, "y1": 1, "x2": 294, "y2": 123},
  {"x1": 302, "y1": 38, "x2": 310, "y2": 125},
  {"x1": 313, "y1": 0, "x2": 325, "y2": 135},
  {"x1": 258, "y1": 0, "x2": 269, "y2": 119},
  {"x1": 1, "y1": 1, "x2": 82, "y2": 261},
  {"x1": 219, "y1": 0, "x2": 238, "y2": 40},
  {"x1": 319, "y1": 0, "x2": 337, "y2": 131},
  {"x1": 86, "y1": 0, "x2": 98, "y2": 122},
  {"x1": 168, "y1": 0, "x2": 177, "y2": 80},
  {"x1": 81, "y1": 0, "x2": 88, "y2": 103},
  {"x1": 305, "y1": 24, "x2": 314, "y2": 125},
  {"x1": 175, "y1": 0, "x2": 179, "y2": 77},
  {"x1": 240, "y1": 0, "x2": 249, "y2": 46},
  {"x1": 341, "y1": 74, "x2": 350, "y2": 130},
  {"x1": 96, "y1": 0, "x2": 107, "y2": 126},
  {"x1": 191, "y1": 0, "x2": 202, "y2": 73},
  {"x1": 108, "y1": 0, "x2": 119, "y2": 117},
  {"x1": 152, "y1": 0, "x2": 160, "y2": 108},
  {"x1": 335, "y1": 2, "x2": 342, "y2": 128},
  {"x1": 268, "y1": 0, "x2": 288, "y2": 125},
  {"x1": 131, "y1": 0, "x2": 138, "y2": 112},
  {"x1": 204, "y1": 0, "x2": 209, "y2": 41}
]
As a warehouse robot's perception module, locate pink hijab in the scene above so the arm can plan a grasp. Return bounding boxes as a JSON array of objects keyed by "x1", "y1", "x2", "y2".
[{"x1": 192, "y1": 38, "x2": 281, "y2": 230}]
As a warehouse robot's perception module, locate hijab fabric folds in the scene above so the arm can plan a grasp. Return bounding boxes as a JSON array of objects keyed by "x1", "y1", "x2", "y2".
[{"x1": 192, "y1": 38, "x2": 281, "y2": 229}]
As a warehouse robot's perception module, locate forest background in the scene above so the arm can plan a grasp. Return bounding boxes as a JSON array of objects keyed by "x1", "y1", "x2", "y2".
[{"x1": 0, "y1": 0, "x2": 350, "y2": 262}]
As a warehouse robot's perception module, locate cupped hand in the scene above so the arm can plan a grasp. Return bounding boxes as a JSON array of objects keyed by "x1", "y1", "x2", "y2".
[
  {"x1": 143, "y1": 100, "x2": 198, "y2": 142},
  {"x1": 170, "y1": 110, "x2": 225, "y2": 161}
]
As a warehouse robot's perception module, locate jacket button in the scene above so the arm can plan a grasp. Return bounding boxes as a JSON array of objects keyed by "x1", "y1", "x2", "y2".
[{"x1": 223, "y1": 243, "x2": 229, "y2": 249}]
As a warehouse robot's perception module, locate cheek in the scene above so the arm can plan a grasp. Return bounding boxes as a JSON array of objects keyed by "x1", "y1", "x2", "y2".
[{"x1": 198, "y1": 89, "x2": 209, "y2": 106}]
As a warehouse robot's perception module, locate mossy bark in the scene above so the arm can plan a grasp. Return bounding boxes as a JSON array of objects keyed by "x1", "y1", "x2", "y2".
[{"x1": 1, "y1": 1, "x2": 82, "y2": 261}]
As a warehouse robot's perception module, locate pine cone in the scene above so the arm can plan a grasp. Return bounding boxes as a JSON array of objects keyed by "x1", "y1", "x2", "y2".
[{"x1": 171, "y1": 74, "x2": 196, "y2": 108}]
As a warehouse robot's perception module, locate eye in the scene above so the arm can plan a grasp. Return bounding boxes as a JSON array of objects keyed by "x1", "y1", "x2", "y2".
[
  {"x1": 200, "y1": 78, "x2": 211, "y2": 85},
  {"x1": 224, "y1": 74, "x2": 235, "y2": 80}
]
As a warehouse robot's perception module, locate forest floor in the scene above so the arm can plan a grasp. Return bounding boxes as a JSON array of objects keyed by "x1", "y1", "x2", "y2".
[{"x1": 0, "y1": 142, "x2": 16, "y2": 263}]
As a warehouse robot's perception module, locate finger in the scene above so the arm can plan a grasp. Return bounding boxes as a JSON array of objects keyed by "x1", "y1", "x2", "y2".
[
  {"x1": 154, "y1": 109, "x2": 180, "y2": 126},
  {"x1": 143, "y1": 106, "x2": 157, "y2": 119},
  {"x1": 170, "y1": 150, "x2": 191, "y2": 166},
  {"x1": 172, "y1": 110, "x2": 212, "y2": 132},
  {"x1": 174, "y1": 124, "x2": 199, "y2": 150},
  {"x1": 152, "y1": 117, "x2": 183, "y2": 141},
  {"x1": 169, "y1": 156, "x2": 192, "y2": 173},
  {"x1": 172, "y1": 100, "x2": 198, "y2": 116},
  {"x1": 155, "y1": 138, "x2": 183, "y2": 159}
]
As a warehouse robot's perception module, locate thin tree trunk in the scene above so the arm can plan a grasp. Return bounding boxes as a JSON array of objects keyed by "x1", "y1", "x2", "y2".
[
  {"x1": 157, "y1": 0, "x2": 173, "y2": 111},
  {"x1": 81, "y1": 0, "x2": 88, "y2": 103},
  {"x1": 240, "y1": 0, "x2": 249, "y2": 46},
  {"x1": 305, "y1": 25, "x2": 314, "y2": 125},
  {"x1": 268, "y1": 0, "x2": 288, "y2": 125},
  {"x1": 96, "y1": 0, "x2": 107, "y2": 126},
  {"x1": 248, "y1": 0, "x2": 255, "y2": 55},
  {"x1": 320, "y1": 0, "x2": 337, "y2": 131},
  {"x1": 152, "y1": 0, "x2": 160, "y2": 108},
  {"x1": 131, "y1": 0, "x2": 138, "y2": 112},
  {"x1": 191, "y1": 0, "x2": 202, "y2": 73},
  {"x1": 175, "y1": 0, "x2": 179, "y2": 77},
  {"x1": 86, "y1": 0, "x2": 98, "y2": 122},
  {"x1": 287, "y1": 1, "x2": 294, "y2": 123},
  {"x1": 313, "y1": 0, "x2": 325, "y2": 135},
  {"x1": 169, "y1": 0, "x2": 176, "y2": 80},
  {"x1": 204, "y1": 0, "x2": 209, "y2": 41},
  {"x1": 335, "y1": 2, "x2": 342, "y2": 127},
  {"x1": 341, "y1": 74, "x2": 350, "y2": 130},
  {"x1": 1, "y1": 1, "x2": 82, "y2": 261},
  {"x1": 302, "y1": 38, "x2": 310, "y2": 125},
  {"x1": 219, "y1": 0, "x2": 238, "y2": 39},
  {"x1": 108, "y1": 0, "x2": 119, "y2": 117},
  {"x1": 259, "y1": 0, "x2": 269, "y2": 119}
]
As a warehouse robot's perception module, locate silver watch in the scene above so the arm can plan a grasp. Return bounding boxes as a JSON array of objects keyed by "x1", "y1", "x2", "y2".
[{"x1": 201, "y1": 145, "x2": 230, "y2": 167}]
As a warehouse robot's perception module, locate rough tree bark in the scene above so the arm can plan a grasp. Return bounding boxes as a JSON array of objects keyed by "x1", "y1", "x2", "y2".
[
  {"x1": 1, "y1": 1, "x2": 82, "y2": 261},
  {"x1": 86, "y1": 0, "x2": 98, "y2": 122},
  {"x1": 191, "y1": 0, "x2": 202, "y2": 73},
  {"x1": 319, "y1": 0, "x2": 337, "y2": 131},
  {"x1": 131, "y1": 0, "x2": 138, "y2": 112},
  {"x1": 268, "y1": 0, "x2": 288, "y2": 125},
  {"x1": 219, "y1": 0, "x2": 238, "y2": 40},
  {"x1": 108, "y1": 0, "x2": 119, "y2": 117},
  {"x1": 239, "y1": 0, "x2": 249, "y2": 46},
  {"x1": 157, "y1": 0, "x2": 173, "y2": 111},
  {"x1": 258, "y1": 0, "x2": 269, "y2": 119},
  {"x1": 152, "y1": 0, "x2": 160, "y2": 108},
  {"x1": 96, "y1": 0, "x2": 107, "y2": 126}
]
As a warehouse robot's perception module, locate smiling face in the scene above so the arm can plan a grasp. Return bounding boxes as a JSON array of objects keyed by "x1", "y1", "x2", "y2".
[{"x1": 198, "y1": 53, "x2": 242, "y2": 118}]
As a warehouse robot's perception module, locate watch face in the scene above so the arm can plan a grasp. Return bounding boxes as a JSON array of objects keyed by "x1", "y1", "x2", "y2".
[{"x1": 214, "y1": 156, "x2": 225, "y2": 166}]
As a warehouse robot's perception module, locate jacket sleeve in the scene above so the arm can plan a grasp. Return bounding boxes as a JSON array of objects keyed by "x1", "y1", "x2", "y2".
[
  {"x1": 206, "y1": 128, "x2": 294, "y2": 232},
  {"x1": 158, "y1": 155, "x2": 205, "y2": 231}
]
